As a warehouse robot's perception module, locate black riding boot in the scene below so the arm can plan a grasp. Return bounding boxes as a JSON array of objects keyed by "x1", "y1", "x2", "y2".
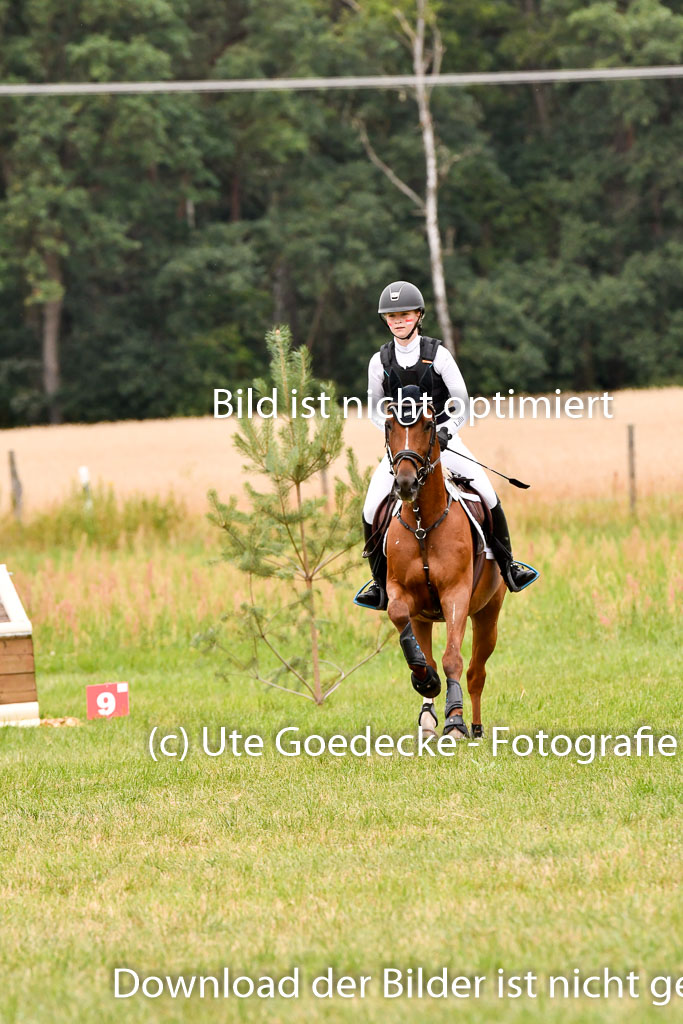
[
  {"x1": 353, "y1": 520, "x2": 388, "y2": 610},
  {"x1": 489, "y1": 501, "x2": 539, "y2": 593}
]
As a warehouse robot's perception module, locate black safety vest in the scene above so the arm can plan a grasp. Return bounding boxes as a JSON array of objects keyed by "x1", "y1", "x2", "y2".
[{"x1": 379, "y1": 336, "x2": 451, "y2": 424}]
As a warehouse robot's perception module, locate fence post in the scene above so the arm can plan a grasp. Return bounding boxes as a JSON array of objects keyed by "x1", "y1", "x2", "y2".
[
  {"x1": 9, "y1": 451, "x2": 22, "y2": 522},
  {"x1": 627, "y1": 424, "x2": 636, "y2": 516},
  {"x1": 78, "y1": 465, "x2": 93, "y2": 512}
]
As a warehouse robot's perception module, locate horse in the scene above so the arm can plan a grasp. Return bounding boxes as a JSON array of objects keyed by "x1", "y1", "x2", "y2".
[{"x1": 382, "y1": 391, "x2": 507, "y2": 740}]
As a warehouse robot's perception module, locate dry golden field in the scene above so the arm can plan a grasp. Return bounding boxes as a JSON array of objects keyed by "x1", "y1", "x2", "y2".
[{"x1": 1, "y1": 386, "x2": 681, "y2": 515}]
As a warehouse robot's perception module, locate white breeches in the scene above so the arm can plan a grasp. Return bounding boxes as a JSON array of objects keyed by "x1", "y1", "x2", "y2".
[{"x1": 363, "y1": 432, "x2": 498, "y2": 525}]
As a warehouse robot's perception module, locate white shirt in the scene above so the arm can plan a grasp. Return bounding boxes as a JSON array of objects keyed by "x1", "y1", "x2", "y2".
[{"x1": 367, "y1": 335, "x2": 469, "y2": 433}]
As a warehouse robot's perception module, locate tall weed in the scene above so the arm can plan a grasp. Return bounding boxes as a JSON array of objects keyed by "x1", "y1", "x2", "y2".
[{"x1": 3, "y1": 489, "x2": 680, "y2": 656}]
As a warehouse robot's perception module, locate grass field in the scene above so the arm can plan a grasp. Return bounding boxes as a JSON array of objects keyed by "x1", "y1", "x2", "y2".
[{"x1": 1, "y1": 485, "x2": 681, "y2": 1023}]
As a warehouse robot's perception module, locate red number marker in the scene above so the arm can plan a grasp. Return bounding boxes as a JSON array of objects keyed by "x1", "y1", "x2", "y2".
[{"x1": 86, "y1": 682, "x2": 130, "y2": 720}]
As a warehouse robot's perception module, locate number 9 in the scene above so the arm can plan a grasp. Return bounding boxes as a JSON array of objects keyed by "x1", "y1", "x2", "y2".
[{"x1": 97, "y1": 692, "x2": 116, "y2": 716}]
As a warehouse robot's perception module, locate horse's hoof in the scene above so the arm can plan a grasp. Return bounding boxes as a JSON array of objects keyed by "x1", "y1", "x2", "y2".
[
  {"x1": 418, "y1": 702, "x2": 438, "y2": 738},
  {"x1": 411, "y1": 665, "x2": 441, "y2": 698},
  {"x1": 442, "y1": 713, "x2": 470, "y2": 740},
  {"x1": 471, "y1": 723, "x2": 484, "y2": 739}
]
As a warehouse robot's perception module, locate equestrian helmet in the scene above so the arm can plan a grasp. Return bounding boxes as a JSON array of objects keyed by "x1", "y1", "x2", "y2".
[{"x1": 378, "y1": 281, "x2": 425, "y2": 317}]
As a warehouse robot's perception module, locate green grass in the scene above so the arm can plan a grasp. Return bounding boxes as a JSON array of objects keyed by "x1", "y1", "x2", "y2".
[{"x1": 1, "y1": 495, "x2": 681, "y2": 1023}]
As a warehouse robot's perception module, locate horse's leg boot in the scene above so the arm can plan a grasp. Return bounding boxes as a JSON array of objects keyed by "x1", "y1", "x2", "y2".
[
  {"x1": 399, "y1": 621, "x2": 426, "y2": 670},
  {"x1": 418, "y1": 701, "x2": 438, "y2": 735},
  {"x1": 411, "y1": 665, "x2": 441, "y2": 699},
  {"x1": 399, "y1": 623, "x2": 441, "y2": 697},
  {"x1": 443, "y1": 678, "x2": 470, "y2": 738}
]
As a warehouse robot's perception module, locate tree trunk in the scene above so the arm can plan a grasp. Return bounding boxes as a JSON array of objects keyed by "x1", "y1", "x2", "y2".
[
  {"x1": 296, "y1": 482, "x2": 322, "y2": 704},
  {"x1": 42, "y1": 251, "x2": 63, "y2": 425},
  {"x1": 273, "y1": 259, "x2": 286, "y2": 324},
  {"x1": 230, "y1": 169, "x2": 241, "y2": 222},
  {"x1": 531, "y1": 84, "x2": 550, "y2": 136},
  {"x1": 523, "y1": 1, "x2": 551, "y2": 135},
  {"x1": 305, "y1": 289, "x2": 327, "y2": 354},
  {"x1": 412, "y1": 1, "x2": 456, "y2": 356}
]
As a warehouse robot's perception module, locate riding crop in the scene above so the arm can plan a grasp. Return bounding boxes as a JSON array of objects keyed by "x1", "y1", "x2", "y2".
[{"x1": 440, "y1": 436, "x2": 530, "y2": 489}]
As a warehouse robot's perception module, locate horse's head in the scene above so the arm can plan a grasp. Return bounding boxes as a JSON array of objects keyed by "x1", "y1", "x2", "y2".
[{"x1": 385, "y1": 385, "x2": 438, "y2": 502}]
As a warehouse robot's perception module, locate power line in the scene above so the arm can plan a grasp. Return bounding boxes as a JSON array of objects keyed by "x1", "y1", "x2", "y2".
[{"x1": 0, "y1": 66, "x2": 682, "y2": 97}]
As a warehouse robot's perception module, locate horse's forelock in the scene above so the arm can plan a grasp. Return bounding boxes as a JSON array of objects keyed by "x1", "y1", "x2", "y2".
[{"x1": 388, "y1": 395, "x2": 432, "y2": 428}]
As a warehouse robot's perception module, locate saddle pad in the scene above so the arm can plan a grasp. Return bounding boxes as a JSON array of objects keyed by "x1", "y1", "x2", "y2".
[
  {"x1": 444, "y1": 478, "x2": 494, "y2": 559},
  {"x1": 369, "y1": 494, "x2": 401, "y2": 558}
]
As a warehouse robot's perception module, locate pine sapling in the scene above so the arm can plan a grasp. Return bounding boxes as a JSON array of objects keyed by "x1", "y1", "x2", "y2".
[{"x1": 205, "y1": 326, "x2": 389, "y2": 703}]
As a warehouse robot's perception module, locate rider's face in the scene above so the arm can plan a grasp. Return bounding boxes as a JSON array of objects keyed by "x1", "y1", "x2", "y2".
[{"x1": 384, "y1": 309, "x2": 420, "y2": 344}]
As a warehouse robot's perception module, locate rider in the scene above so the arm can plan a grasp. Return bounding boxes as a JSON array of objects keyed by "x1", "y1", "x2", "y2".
[{"x1": 354, "y1": 280, "x2": 539, "y2": 610}]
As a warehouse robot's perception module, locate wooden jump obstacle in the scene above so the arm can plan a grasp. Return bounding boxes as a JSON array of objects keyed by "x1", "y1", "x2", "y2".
[{"x1": 0, "y1": 564, "x2": 39, "y2": 726}]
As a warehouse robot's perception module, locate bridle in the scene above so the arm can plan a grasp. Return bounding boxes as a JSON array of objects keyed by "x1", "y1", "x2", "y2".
[{"x1": 384, "y1": 400, "x2": 440, "y2": 489}]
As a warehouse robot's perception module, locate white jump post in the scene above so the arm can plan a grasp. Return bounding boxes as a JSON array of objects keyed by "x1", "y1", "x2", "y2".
[
  {"x1": 0, "y1": 565, "x2": 39, "y2": 726},
  {"x1": 79, "y1": 464, "x2": 93, "y2": 511}
]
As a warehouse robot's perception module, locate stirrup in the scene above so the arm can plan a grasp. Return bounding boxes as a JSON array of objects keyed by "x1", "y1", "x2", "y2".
[
  {"x1": 503, "y1": 560, "x2": 539, "y2": 593},
  {"x1": 353, "y1": 579, "x2": 388, "y2": 610}
]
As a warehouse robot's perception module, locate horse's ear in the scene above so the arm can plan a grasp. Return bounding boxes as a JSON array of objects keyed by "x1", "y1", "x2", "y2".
[
  {"x1": 388, "y1": 368, "x2": 402, "y2": 398},
  {"x1": 418, "y1": 365, "x2": 433, "y2": 393}
]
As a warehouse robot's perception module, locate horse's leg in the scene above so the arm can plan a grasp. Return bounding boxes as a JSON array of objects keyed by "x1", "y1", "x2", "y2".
[
  {"x1": 412, "y1": 619, "x2": 438, "y2": 735},
  {"x1": 467, "y1": 582, "x2": 506, "y2": 737},
  {"x1": 439, "y1": 586, "x2": 472, "y2": 738},
  {"x1": 387, "y1": 592, "x2": 441, "y2": 699}
]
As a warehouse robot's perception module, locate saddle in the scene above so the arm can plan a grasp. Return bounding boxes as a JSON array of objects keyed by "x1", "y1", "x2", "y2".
[
  {"x1": 445, "y1": 473, "x2": 493, "y2": 561},
  {"x1": 369, "y1": 475, "x2": 493, "y2": 612}
]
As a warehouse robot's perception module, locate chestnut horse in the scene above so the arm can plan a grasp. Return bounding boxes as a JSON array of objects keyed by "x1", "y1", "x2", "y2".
[{"x1": 384, "y1": 395, "x2": 506, "y2": 739}]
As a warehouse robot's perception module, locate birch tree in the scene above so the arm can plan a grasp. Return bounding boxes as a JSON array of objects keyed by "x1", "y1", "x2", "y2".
[{"x1": 354, "y1": 0, "x2": 458, "y2": 355}]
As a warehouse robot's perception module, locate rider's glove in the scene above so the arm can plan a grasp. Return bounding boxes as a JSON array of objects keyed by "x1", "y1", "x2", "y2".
[{"x1": 437, "y1": 427, "x2": 451, "y2": 452}]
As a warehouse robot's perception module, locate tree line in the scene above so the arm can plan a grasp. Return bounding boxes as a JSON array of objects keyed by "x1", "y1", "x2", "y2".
[{"x1": 1, "y1": 0, "x2": 681, "y2": 426}]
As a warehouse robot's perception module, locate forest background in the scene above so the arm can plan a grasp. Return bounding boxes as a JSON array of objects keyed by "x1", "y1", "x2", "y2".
[{"x1": 1, "y1": 0, "x2": 682, "y2": 428}]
